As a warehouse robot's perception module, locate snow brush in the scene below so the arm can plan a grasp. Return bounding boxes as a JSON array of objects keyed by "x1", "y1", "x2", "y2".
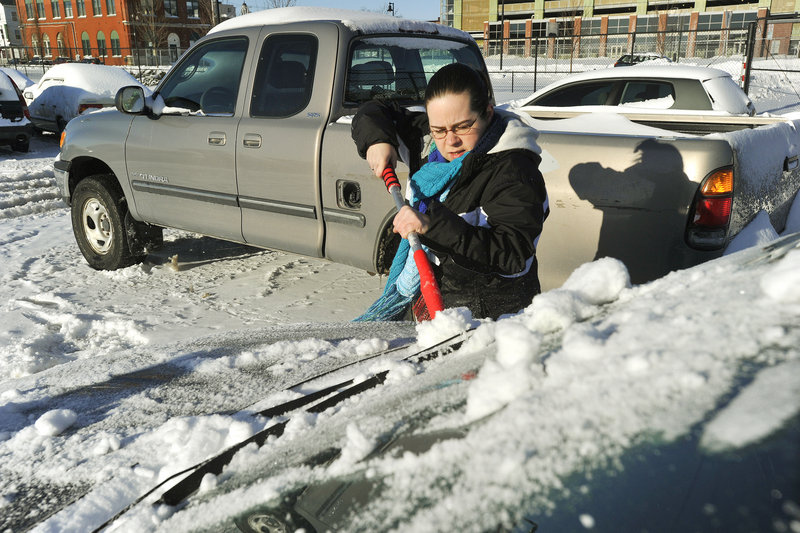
[{"x1": 382, "y1": 167, "x2": 444, "y2": 319}]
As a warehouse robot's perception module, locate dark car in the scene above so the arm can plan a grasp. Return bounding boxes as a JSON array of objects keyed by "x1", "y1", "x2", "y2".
[
  {"x1": 614, "y1": 52, "x2": 671, "y2": 67},
  {"x1": 0, "y1": 72, "x2": 33, "y2": 152}
]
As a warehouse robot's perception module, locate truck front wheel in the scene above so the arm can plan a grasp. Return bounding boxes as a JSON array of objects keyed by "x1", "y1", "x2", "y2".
[{"x1": 71, "y1": 176, "x2": 145, "y2": 270}]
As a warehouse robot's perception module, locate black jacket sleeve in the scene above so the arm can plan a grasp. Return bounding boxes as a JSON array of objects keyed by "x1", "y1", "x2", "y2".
[
  {"x1": 351, "y1": 100, "x2": 429, "y2": 170},
  {"x1": 422, "y1": 150, "x2": 547, "y2": 277}
]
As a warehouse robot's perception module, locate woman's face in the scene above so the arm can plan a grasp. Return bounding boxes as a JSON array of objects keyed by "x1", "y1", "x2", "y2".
[{"x1": 426, "y1": 91, "x2": 493, "y2": 161}]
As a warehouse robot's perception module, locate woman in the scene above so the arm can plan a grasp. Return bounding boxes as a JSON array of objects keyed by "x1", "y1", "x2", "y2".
[{"x1": 352, "y1": 63, "x2": 548, "y2": 321}]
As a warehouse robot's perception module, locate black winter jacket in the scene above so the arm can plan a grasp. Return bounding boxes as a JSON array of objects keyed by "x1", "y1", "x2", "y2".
[{"x1": 352, "y1": 101, "x2": 549, "y2": 319}]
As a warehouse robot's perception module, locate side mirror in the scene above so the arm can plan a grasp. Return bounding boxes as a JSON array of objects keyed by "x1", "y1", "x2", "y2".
[{"x1": 115, "y1": 86, "x2": 146, "y2": 114}]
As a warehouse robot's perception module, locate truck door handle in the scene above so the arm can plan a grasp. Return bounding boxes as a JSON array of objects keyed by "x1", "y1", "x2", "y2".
[
  {"x1": 242, "y1": 133, "x2": 262, "y2": 149},
  {"x1": 785, "y1": 156, "x2": 799, "y2": 172},
  {"x1": 208, "y1": 132, "x2": 227, "y2": 146}
]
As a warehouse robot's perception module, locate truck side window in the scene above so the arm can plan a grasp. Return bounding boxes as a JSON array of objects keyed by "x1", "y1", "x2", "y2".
[
  {"x1": 251, "y1": 34, "x2": 318, "y2": 118},
  {"x1": 158, "y1": 37, "x2": 248, "y2": 116}
]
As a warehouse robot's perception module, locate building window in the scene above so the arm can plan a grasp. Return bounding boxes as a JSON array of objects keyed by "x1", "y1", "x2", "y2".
[
  {"x1": 666, "y1": 14, "x2": 690, "y2": 32},
  {"x1": 606, "y1": 17, "x2": 629, "y2": 35},
  {"x1": 186, "y1": 0, "x2": 199, "y2": 18},
  {"x1": 36, "y1": 0, "x2": 45, "y2": 18},
  {"x1": 11, "y1": 11, "x2": 17, "y2": 21},
  {"x1": 92, "y1": 0, "x2": 101, "y2": 15},
  {"x1": 32, "y1": 36, "x2": 40, "y2": 56},
  {"x1": 728, "y1": 11, "x2": 757, "y2": 31},
  {"x1": 97, "y1": 31, "x2": 106, "y2": 56},
  {"x1": 57, "y1": 33, "x2": 67, "y2": 56},
  {"x1": 76, "y1": 0, "x2": 85, "y2": 16},
  {"x1": 106, "y1": 0, "x2": 114, "y2": 15},
  {"x1": 43, "y1": 34, "x2": 51, "y2": 56},
  {"x1": 51, "y1": 0, "x2": 60, "y2": 17},
  {"x1": 164, "y1": 0, "x2": 177, "y2": 16},
  {"x1": 25, "y1": 0, "x2": 33, "y2": 19},
  {"x1": 581, "y1": 18, "x2": 601, "y2": 36},
  {"x1": 110, "y1": 30, "x2": 120, "y2": 55},
  {"x1": 64, "y1": 0, "x2": 72, "y2": 16},
  {"x1": 635, "y1": 15, "x2": 658, "y2": 34},
  {"x1": 81, "y1": 31, "x2": 90, "y2": 55}
]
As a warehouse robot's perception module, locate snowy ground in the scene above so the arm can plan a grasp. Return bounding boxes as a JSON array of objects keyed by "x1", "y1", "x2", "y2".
[{"x1": 0, "y1": 96, "x2": 799, "y2": 531}]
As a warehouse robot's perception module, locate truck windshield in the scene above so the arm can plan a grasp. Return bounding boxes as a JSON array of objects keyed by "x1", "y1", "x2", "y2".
[{"x1": 345, "y1": 36, "x2": 486, "y2": 106}]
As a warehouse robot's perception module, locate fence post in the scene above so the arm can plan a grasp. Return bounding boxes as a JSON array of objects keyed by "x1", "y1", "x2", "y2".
[
  {"x1": 743, "y1": 20, "x2": 757, "y2": 94},
  {"x1": 533, "y1": 37, "x2": 538, "y2": 92}
]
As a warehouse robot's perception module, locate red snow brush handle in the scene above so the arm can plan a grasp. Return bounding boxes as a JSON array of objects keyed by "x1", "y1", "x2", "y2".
[{"x1": 381, "y1": 167, "x2": 445, "y2": 319}]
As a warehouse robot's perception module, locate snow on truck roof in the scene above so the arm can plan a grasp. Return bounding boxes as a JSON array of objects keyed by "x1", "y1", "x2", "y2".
[{"x1": 209, "y1": 6, "x2": 471, "y2": 40}]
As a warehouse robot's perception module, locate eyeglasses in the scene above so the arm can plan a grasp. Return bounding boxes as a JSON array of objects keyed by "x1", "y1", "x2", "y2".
[{"x1": 429, "y1": 117, "x2": 479, "y2": 139}]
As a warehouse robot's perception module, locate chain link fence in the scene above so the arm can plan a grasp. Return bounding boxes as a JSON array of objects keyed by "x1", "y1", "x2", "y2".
[{"x1": 0, "y1": 46, "x2": 175, "y2": 85}]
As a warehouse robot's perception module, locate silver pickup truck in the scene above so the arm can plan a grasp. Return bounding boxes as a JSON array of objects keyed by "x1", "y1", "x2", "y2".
[{"x1": 54, "y1": 8, "x2": 800, "y2": 291}]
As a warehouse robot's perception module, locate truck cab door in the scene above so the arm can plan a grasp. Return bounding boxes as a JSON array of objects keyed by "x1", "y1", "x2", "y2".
[
  {"x1": 124, "y1": 33, "x2": 255, "y2": 242},
  {"x1": 235, "y1": 23, "x2": 338, "y2": 257}
]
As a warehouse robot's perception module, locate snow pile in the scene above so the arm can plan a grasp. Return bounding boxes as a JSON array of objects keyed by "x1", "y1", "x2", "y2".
[
  {"x1": 415, "y1": 307, "x2": 478, "y2": 348},
  {"x1": 619, "y1": 94, "x2": 675, "y2": 109},
  {"x1": 34, "y1": 409, "x2": 78, "y2": 437}
]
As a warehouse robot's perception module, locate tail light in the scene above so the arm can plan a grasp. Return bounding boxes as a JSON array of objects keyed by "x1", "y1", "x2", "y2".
[
  {"x1": 12, "y1": 83, "x2": 31, "y2": 119},
  {"x1": 78, "y1": 103, "x2": 104, "y2": 114},
  {"x1": 686, "y1": 166, "x2": 733, "y2": 250}
]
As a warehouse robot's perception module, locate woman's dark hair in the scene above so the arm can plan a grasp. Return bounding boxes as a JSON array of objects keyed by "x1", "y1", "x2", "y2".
[{"x1": 424, "y1": 63, "x2": 491, "y2": 118}]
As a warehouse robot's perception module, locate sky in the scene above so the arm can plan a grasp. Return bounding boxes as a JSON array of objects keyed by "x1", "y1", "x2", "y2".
[{"x1": 245, "y1": 0, "x2": 441, "y2": 22}]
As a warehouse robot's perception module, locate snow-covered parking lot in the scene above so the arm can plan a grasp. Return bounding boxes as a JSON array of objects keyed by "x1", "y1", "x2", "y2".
[{"x1": 1, "y1": 119, "x2": 799, "y2": 531}]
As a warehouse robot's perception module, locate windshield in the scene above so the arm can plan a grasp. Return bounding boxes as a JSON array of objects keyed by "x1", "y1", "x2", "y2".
[{"x1": 345, "y1": 36, "x2": 486, "y2": 106}]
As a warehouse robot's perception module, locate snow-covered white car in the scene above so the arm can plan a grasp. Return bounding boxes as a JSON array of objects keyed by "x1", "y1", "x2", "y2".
[
  {"x1": 0, "y1": 72, "x2": 33, "y2": 152},
  {"x1": 513, "y1": 65, "x2": 756, "y2": 116},
  {"x1": 0, "y1": 67, "x2": 35, "y2": 92},
  {"x1": 23, "y1": 63, "x2": 145, "y2": 133}
]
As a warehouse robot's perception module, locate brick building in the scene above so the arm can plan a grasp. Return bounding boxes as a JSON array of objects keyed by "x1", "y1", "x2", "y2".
[
  {"x1": 441, "y1": 0, "x2": 800, "y2": 58},
  {"x1": 13, "y1": 0, "x2": 237, "y2": 65}
]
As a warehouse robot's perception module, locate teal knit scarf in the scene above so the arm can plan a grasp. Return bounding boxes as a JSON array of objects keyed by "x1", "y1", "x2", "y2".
[{"x1": 354, "y1": 151, "x2": 467, "y2": 321}]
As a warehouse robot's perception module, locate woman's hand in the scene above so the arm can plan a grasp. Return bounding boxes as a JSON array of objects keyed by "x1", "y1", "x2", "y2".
[
  {"x1": 366, "y1": 143, "x2": 398, "y2": 178},
  {"x1": 393, "y1": 205, "x2": 430, "y2": 239}
]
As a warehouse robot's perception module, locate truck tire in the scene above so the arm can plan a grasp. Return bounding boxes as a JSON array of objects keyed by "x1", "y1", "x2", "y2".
[
  {"x1": 12, "y1": 139, "x2": 29, "y2": 152},
  {"x1": 71, "y1": 175, "x2": 145, "y2": 270}
]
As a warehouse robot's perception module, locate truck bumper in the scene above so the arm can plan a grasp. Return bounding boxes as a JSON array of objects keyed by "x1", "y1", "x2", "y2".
[{"x1": 54, "y1": 158, "x2": 71, "y2": 205}]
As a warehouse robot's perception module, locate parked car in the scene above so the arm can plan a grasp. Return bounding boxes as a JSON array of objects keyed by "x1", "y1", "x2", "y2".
[
  {"x1": 23, "y1": 63, "x2": 145, "y2": 133},
  {"x1": 0, "y1": 67, "x2": 35, "y2": 92},
  {"x1": 0, "y1": 72, "x2": 33, "y2": 152},
  {"x1": 513, "y1": 65, "x2": 756, "y2": 116},
  {"x1": 614, "y1": 51, "x2": 671, "y2": 67}
]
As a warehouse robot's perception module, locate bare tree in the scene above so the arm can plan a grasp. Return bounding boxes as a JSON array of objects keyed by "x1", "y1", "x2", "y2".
[{"x1": 127, "y1": 0, "x2": 171, "y2": 49}]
